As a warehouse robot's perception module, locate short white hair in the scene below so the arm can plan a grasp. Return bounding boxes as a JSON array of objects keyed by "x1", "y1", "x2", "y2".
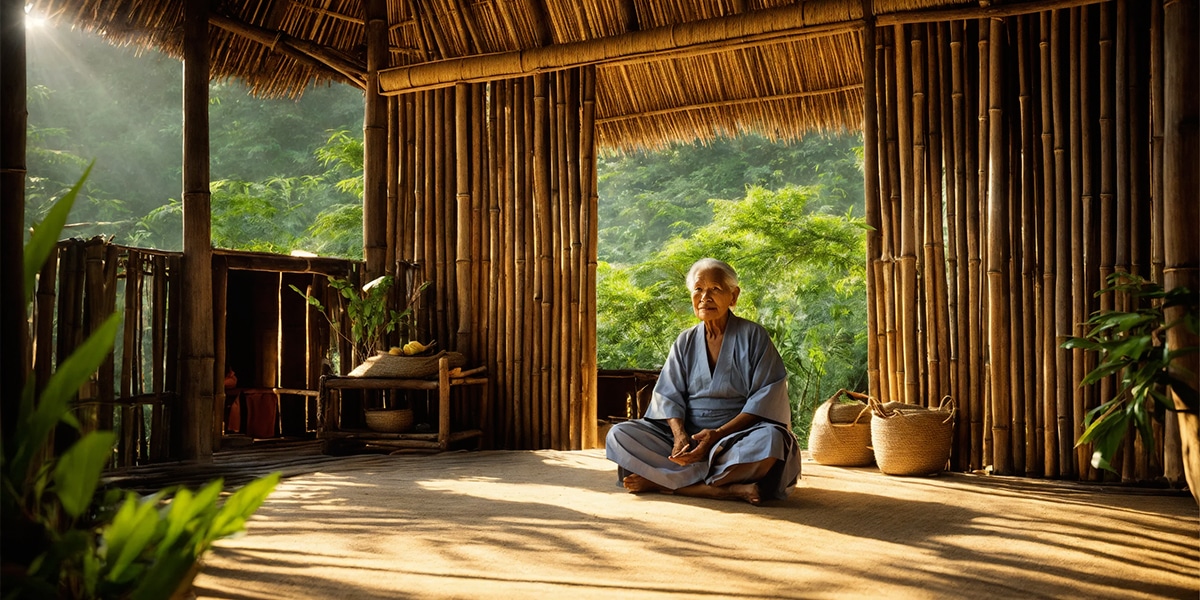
[{"x1": 686, "y1": 258, "x2": 739, "y2": 290}]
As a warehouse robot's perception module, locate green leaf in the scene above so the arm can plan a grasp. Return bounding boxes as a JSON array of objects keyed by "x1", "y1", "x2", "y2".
[
  {"x1": 103, "y1": 490, "x2": 167, "y2": 584},
  {"x1": 24, "y1": 162, "x2": 93, "y2": 304},
  {"x1": 53, "y1": 431, "x2": 117, "y2": 518},
  {"x1": 207, "y1": 472, "x2": 280, "y2": 540},
  {"x1": 11, "y1": 314, "x2": 120, "y2": 481}
]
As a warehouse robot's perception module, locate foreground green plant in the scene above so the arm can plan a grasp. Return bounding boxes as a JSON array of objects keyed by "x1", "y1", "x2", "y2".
[
  {"x1": 3, "y1": 167, "x2": 280, "y2": 598},
  {"x1": 1063, "y1": 272, "x2": 1198, "y2": 473}
]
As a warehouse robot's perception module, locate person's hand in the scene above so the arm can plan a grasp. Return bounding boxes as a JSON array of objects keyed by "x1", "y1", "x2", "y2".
[
  {"x1": 671, "y1": 433, "x2": 692, "y2": 459},
  {"x1": 669, "y1": 428, "x2": 720, "y2": 465}
]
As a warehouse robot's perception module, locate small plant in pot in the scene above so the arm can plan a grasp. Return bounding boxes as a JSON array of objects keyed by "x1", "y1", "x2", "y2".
[
  {"x1": 1063, "y1": 272, "x2": 1198, "y2": 492},
  {"x1": 292, "y1": 276, "x2": 429, "y2": 432}
]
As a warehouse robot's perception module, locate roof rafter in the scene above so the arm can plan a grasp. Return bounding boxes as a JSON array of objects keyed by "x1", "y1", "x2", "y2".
[
  {"x1": 379, "y1": 3, "x2": 863, "y2": 94},
  {"x1": 209, "y1": 11, "x2": 367, "y2": 88}
]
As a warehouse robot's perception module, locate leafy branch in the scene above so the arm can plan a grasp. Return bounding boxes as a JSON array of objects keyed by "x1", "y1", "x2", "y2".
[{"x1": 1062, "y1": 272, "x2": 1198, "y2": 473}]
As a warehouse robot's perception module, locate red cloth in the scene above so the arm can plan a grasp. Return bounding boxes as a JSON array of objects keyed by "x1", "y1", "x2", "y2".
[{"x1": 244, "y1": 391, "x2": 277, "y2": 439}]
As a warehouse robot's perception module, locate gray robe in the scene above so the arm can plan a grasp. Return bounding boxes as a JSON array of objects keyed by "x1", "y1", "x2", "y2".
[{"x1": 606, "y1": 313, "x2": 801, "y2": 499}]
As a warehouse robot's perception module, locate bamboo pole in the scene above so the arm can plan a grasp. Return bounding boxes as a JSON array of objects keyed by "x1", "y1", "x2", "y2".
[
  {"x1": 556, "y1": 72, "x2": 572, "y2": 446},
  {"x1": 1050, "y1": 9, "x2": 1074, "y2": 476},
  {"x1": 567, "y1": 70, "x2": 583, "y2": 448},
  {"x1": 1018, "y1": 15, "x2": 1040, "y2": 475},
  {"x1": 950, "y1": 20, "x2": 972, "y2": 469},
  {"x1": 181, "y1": 0, "x2": 215, "y2": 461},
  {"x1": 456, "y1": 83, "x2": 472, "y2": 355},
  {"x1": 150, "y1": 255, "x2": 167, "y2": 460},
  {"x1": 1097, "y1": 4, "x2": 1119, "y2": 480},
  {"x1": 930, "y1": 22, "x2": 952, "y2": 418},
  {"x1": 967, "y1": 20, "x2": 985, "y2": 470},
  {"x1": 0, "y1": 0, "x2": 27, "y2": 442},
  {"x1": 487, "y1": 80, "x2": 503, "y2": 446},
  {"x1": 165, "y1": 254, "x2": 183, "y2": 458},
  {"x1": 402, "y1": 94, "x2": 417, "y2": 263},
  {"x1": 1162, "y1": 0, "x2": 1200, "y2": 502},
  {"x1": 387, "y1": 96, "x2": 398, "y2": 278},
  {"x1": 911, "y1": 26, "x2": 936, "y2": 406},
  {"x1": 471, "y1": 84, "x2": 485, "y2": 363},
  {"x1": 1151, "y1": 0, "x2": 1182, "y2": 486},
  {"x1": 985, "y1": 16, "x2": 1013, "y2": 475},
  {"x1": 895, "y1": 25, "x2": 920, "y2": 407},
  {"x1": 33, "y1": 248, "x2": 57, "y2": 395},
  {"x1": 1069, "y1": 7, "x2": 1089, "y2": 477},
  {"x1": 503, "y1": 79, "x2": 519, "y2": 447},
  {"x1": 581, "y1": 65, "x2": 599, "y2": 449},
  {"x1": 435, "y1": 89, "x2": 450, "y2": 350},
  {"x1": 211, "y1": 256, "x2": 228, "y2": 447},
  {"x1": 864, "y1": 4, "x2": 883, "y2": 403},
  {"x1": 1039, "y1": 9, "x2": 1061, "y2": 478},
  {"x1": 121, "y1": 250, "x2": 141, "y2": 465},
  {"x1": 363, "y1": 0, "x2": 387, "y2": 282},
  {"x1": 534, "y1": 74, "x2": 554, "y2": 448},
  {"x1": 882, "y1": 27, "x2": 901, "y2": 403}
]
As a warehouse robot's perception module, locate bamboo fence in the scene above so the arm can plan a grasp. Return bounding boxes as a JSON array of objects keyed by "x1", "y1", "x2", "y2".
[
  {"x1": 864, "y1": 0, "x2": 1191, "y2": 483},
  {"x1": 390, "y1": 67, "x2": 599, "y2": 450}
]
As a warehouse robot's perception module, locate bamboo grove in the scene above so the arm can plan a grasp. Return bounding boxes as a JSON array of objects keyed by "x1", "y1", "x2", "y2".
[
  {"x1": 862, "y1": 1, "x2": 1194, "y2": 483},
  {"x1": 383, "y1": 69, "x2": 600, "y2": 451}
]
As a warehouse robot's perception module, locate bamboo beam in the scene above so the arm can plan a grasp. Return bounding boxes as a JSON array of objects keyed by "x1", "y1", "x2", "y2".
[
  {"x1": 208, "y1": 12, "x2": 366, "y2": 87},
  {"x1": 180, "y1": 0, "x2": 215, "y2": 461},
  {"x1": 1, "y1": 0, "x2": 27, "y2": 442},
  {"x1": 877, "y1": 0, "x2": 1115, "y2": 26},
  {"x1": 380, "y1": 4, "x2": 863, "y2": 94},
  {"x1": 363, "y1": 0, "x2": 388, "y2": 282}
]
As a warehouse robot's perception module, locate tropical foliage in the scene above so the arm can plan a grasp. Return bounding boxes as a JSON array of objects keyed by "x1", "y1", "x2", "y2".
[
  {"x1": 4, "y1": 171, "x2": 280, "y2": 599},
  {"x1": 1062, "y1": 273, "x2": 1198, "y2": 472}
]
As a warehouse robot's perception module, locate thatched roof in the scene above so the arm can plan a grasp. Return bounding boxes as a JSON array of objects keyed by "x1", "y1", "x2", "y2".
[{"x1": 30, "y1": 0, "x2": 1023, "y2": 150}]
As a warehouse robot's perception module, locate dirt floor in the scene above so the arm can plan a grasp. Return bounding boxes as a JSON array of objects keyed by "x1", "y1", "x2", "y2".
[{"x1": 191, "y1": 449, "x2": 1199, "y2": 599}]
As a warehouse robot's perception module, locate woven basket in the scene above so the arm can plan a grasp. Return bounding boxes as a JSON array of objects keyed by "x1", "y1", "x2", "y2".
[
  {"x1": 364, "y1": 408, "x2": 414, "y2": 433},
  {"x1": 347, "y1": 350, "x2": 466, "y2": 379},
  {"x1": 809, "y1": 389, "x2": 874, "y2": 467},
  {"x1": 869, "y1": 396, "x2": 956, "y2": 476}
]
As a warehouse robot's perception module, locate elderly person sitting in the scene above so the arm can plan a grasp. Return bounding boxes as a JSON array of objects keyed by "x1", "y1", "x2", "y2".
[{"x1": 606, "y1": 258, "x2": 801, "y2": 504}]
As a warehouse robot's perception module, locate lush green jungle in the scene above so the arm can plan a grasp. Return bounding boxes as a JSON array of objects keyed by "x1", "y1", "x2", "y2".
[{"x1": 27, "y1": 27, "x2": 867, "y2": 441}]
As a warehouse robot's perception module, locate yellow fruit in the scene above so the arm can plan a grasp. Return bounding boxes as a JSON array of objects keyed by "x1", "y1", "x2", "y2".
[
  {"x1": 388, "y1": 347, "x2": 402, "y2": 356},
  {"x1": 403, "y1": 341, "x2": 425, "y2": 356}
]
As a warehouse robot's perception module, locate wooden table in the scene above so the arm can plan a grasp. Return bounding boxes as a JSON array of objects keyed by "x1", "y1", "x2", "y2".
[{"x1": 317, "y1": 356, "x2": 488, "y2": 453}]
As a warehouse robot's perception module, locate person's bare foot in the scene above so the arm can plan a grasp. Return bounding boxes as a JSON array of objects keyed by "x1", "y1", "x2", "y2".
[
  {"x1": 725, "y1": 482, "x2": 762, "y2": 505},
  {"x1": 622, "y1": 473, "x2": 666, "y2": 494}
]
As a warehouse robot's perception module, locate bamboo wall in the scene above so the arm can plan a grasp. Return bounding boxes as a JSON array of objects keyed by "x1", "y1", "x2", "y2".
[
  {"x1": 864, "y1": 1, "x2": 1186, "y2": 483},
  {"x1": 386, "y1": 66, "x2": 600, "y2": 450},
  {"x1": 30, "y1": 239, "x2": 355, "y2": 466}
]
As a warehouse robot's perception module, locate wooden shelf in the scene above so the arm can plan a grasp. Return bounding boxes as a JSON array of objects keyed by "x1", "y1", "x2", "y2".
[{"x1": 316, "y1": 356, "x2": 488, "y2": 453}]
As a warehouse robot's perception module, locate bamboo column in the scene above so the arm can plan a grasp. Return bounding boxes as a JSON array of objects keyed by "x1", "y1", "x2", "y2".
[
  {"x1": 969, "y1": 19, "x2": 986, "y2": 470},
  {"x1": 0, "y1": 0, "x2": 27, "y2": 441},
  {"x1": 363, "y1": 0, "x2": 388, "y2": 281},
  {"x1": 863, "y1": 4, "x2": 883, "y2": 402},
  {"x1": 581, "y1": 65, "x2": 599, "y2": 449},
  {"x1": 456, "y1": 83, "x2": 472, "y2": 353},
  {"x1": 180, "y1": 0, "x2": 214, "y2": 461},
  {"x1": 950, "y1": 20, "x2": 972, "y2": 468},
  {"x1": 1162, "y1": 0, "x2": 1200, "y2": 502},
  {"x1": 1151, "y1": 0, "x2": 1183, "y2": 486},
  {"x1": 1040, "y1": 9, "x2": 1061, "y2": 478},
  {"x1": 986, "y1": 16, "x2": 1013, "y2": 475},
  {"x1": 895, "y1": 25, "x2": 920, "y2": 407},
  {"x1": 1017, "y1": 15, "x2": 1038, "y2": 475}
]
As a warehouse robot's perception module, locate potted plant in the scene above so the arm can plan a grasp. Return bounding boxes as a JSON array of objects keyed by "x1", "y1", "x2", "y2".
[
  {"x1": 1063, "y1": 272, "x2": 1198, "y2": 498},
  {"x1": 292, "y1": 275, "x2": 426, "y2": 366}
]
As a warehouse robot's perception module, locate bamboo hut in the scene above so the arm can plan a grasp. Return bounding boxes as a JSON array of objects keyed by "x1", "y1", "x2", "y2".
[{"x1": 2, "y1": 0, "x2": 1196, "y2": 495}]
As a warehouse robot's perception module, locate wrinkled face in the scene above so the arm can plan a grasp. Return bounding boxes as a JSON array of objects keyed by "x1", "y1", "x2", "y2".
[{"x1": 690, "y1": 267, "x2": 740, "y2": 323}]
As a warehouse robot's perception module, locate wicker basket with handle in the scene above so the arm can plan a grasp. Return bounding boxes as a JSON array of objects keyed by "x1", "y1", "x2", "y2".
[
  {"x1": 868, "y1": 396, "x2": 956, "y2": 476},
  {"x1": 347, "y1": 350, "x2": 466, "y2": 379},
  {"x1": 809, "y1": 389, "x2": 874, "y2": 467}
]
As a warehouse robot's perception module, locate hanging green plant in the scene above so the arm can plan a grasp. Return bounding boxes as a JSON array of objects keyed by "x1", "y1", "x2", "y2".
[{"x1": 1062, "y1": 272, "x2": 1198, "y2": 473}]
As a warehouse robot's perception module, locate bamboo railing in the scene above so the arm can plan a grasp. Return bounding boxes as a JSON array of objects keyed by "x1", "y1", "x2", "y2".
[
  {"x1": 865, "y1": 0, "x2": 1190, "y2": 484},
  {"x1": 390, "y1": 67, "x2": 599, "y2": 450}
]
